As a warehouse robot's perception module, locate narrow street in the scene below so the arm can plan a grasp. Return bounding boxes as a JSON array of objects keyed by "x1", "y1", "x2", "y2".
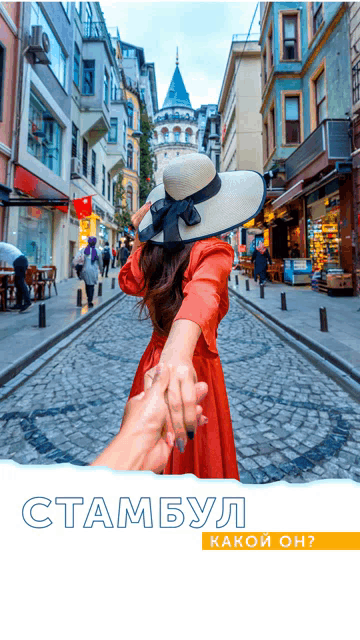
[{"x1": 1, "y1": 293, "x2": 359, "y2": 483}]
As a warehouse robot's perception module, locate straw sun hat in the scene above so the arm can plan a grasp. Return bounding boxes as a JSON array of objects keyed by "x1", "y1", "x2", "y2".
[{"x1": 138, "y1": 152, "x2": 266, "y2": 250}]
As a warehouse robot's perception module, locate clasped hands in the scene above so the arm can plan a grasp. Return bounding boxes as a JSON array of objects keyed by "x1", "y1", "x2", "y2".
[{"x1": 91, "y1": 362, "x2": 207, "y2": 473}]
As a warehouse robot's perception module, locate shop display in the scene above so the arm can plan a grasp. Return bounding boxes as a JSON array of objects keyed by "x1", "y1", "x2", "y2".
[{"x1": 307, "y1": 196, "x2": 340, "y2": 271}]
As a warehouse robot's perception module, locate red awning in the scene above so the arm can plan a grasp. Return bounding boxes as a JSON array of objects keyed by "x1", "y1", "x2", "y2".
[
  {"x1": 271, "y1": 180, "x2": 304, "y2": 211},
  {"x1": 13, "y1": 166, "x2": 69, "y2": 213}
]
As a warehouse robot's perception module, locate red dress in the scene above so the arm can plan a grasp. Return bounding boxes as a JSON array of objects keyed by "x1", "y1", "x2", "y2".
[{"x1": 118, "y1": 236, "x2": 240, "y2": 480}]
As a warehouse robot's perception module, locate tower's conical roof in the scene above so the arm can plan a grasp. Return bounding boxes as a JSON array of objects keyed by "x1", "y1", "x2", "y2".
[{"x1": 162, "y1": 64, "x2": 192, "y2": 109}]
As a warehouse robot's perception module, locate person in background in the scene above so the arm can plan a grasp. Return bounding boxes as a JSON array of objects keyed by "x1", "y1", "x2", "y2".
[
  {"x1": 290, "y1": 243, "x2": 300, "y2": 258},
  {"x1": 91, "y1": 363, "x2": 208, "y2": 473},
  {"x1": 252, "y1": 241, "x2": 272, "y2": 285},
  {"x1": 74, "y1": 237, "x2": 103, "y2": 308},
  {"x1": 0, "y1": 241, "x2": 32, "y2": 312},
  {"x1": 111, "y1": 246, "x2": 116, "y2": 269},
  {"x1": 102, "y1": 242, "x2": 111, "y2": 277},
  {"x1": 120, "y1": 242, "x2": 130, "y2": 267}
]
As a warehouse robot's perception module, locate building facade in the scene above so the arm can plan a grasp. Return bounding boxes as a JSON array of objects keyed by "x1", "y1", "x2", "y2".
[
  {"x1": 153, "y1": 56, "x2": 198, "y2": 185},
  {"x1": 349, "y1": 2, "x2": 360, "y2": 294},
  {"x1": 259, "y1": 2, "x2": 355, "y2": 287},
  {"x1": 0, "y1": 2, "x2": 20, "y2": 241},
  {"x1": 1, "y1": 2, "x2": 128, "y2": 281},
  {"x1": 218, "y1": 38, "x2": 263, "y2": 173}
]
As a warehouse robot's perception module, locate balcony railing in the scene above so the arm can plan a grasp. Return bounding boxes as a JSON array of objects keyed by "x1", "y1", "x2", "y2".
[
  {"x1": 232, "y1": 33, "x2": 260, "y2": 42},
  {"x1": 83, "y1": 21, "x2": 114, "y2": 57},
  {"x1": 155, "y1": 114, "x2": 197, "y2": 123},
  {"x1": 285, "y1": 119, "x2": 351, "y2": 181},
  {"x1": 353, "y1": 61, "x2": 360, "y2": 104}
]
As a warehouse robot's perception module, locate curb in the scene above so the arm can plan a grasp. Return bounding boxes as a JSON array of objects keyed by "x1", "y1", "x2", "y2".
[
  {"x1": 0, "y1": 291, "x2": 125, "y2": 390},
  {"x1": 229, "y1": 286, "x2": 360, "y2": 387}
]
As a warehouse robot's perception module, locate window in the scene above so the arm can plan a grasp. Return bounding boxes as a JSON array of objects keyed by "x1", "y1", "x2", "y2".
[
  {"x1": 112, "y1": 181, "x2": 116, "y2": 205},
  {"x1": 86, "y1": 2, "x2": 92, "y2": 25},
  {"x1": 140, "y1": 88, "x2": 145, "y2": 103},
  {"x1": 102, "y1": 165, "x2": 105, "y2": 196},
  {"x1": 126, "y1": 185, "x2": 133, "y2": 211},
  {"x1": 175, "y1": 111, "x2": 180, "y2": 119},
  {"x1": 83, "y1": 60, "x2": 95, "y2": 95},
  {"x1": 27, "y1": 90, "x2": 62, "y2": 176},
  {"x1": 91, "y1": 150, "x2": 96, "y2": 186},
  {"x1": 127, "y1": 143, "x2": 133, "y2": 169},
  {"x1": 285, "y1": 96, "x2": 300, "y2": 144},
  {"x1": 185, "y1": 128, "x2": 192, "y2": 143},
  {"x1": 268, "y1": 27, "x2": 274, "y2": 68},
  {"x1": 104, "y1": 68, "x2": 109, "y2": 105},
  {"x1": 0, "y1": 44, "x2": 5, "y2": 122},
  {"x1": 270, "y1": 105, "x2": 276, "y2": 149},
  {"x1": 75, "y1": 2, "x2": 82, "y2": 18},
  {"x1": 82, "y1": 138, "x2": 88, "y2": 177},
  {"x1": 73, "y1": 43, "x2": 80, "y2": 87},
  {"x1": 107, "y1": 172, "x2": 110, "y2": 200},
  {"x1": 315, "y1": 71, "x2": 326, "y2": 126},
  {"x1": 30, "y1": 4, "x2": 67, "y2": 88},
  {"x1": 174, "y1": 129, "x2": 180, "y2": 142},
  {"x1": 312, "y1": 2, "x2": 323, "y2": 36},
  {"x1": 108, "y1": 118, "x2": 118, "y2": 143},
  {"x1": 283, "y1": 15, "x2": 298, "y2": 60},
  {"x1": 127, "y1": 101, "x2": 133, "y2": 128},
  {"x1": 71, "y1": 123, "x2": 78, "y2": 157},
  {"x1": 264, "y1": 122, "x2": 269, "y2": 159},
  {"x1": 215, "y1": 154, "x2": 220, "y2": 173},
  {"x1": 164, "y1": 152, "x2": 167, "y2": 158},
  {"x1": 262, "y1": 48, "x2": 267, "y2": 85},
  {"x1": 123, "y1": 121, "x2": 126, "y2": 147}
]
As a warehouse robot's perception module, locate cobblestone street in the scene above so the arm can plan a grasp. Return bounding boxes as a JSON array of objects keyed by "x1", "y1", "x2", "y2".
[{"x1": 0, "y1": 293, "x2": 360, "y2": 483}]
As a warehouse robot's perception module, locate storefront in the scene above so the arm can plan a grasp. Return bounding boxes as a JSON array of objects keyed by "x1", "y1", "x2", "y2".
[
  {"x1": 17, "y1": 206, "x2": 54, "y2": 265},
  {"x1": 306, "y1": 179, "x2": 341, "y2": 272}
]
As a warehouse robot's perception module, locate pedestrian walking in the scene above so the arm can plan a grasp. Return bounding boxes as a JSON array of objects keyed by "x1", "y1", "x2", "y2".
[
  {"x1": 102, "y1": 242, "x2": 111, "y2": 277},
  {"x1": 0, "y1": 241, "x2": 32, "y2": 312},
  {"x1": 120, "y1": 242, "x2": 130, "y2": 267},
  {"x1": 252, "y1": 241, "x2": 272, "y2": 285},
  {"x1": 111, "y1": 246, "x2": 116, "y2": 269},
  {"x1": 119, "y1": 152, "x2": 266, "y2": 479},
  {"x1": 73, "y1": 237, "x2": 102, "y2": 308}
]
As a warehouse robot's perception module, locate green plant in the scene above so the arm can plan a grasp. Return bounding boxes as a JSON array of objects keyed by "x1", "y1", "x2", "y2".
[
  {"x1": 113, "y1": 170, "x2": 132, "y2": 232},
  {"x1": 139, "y1": 102, "x2": 156, "y2": 205}
]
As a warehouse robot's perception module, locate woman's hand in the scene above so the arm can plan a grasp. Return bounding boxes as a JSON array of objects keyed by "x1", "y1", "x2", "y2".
[
  {"x1": 91, "y1": 364, "x2": 208, "y2": 473},
  {"x1": 144, "y1": 358, "x2": 200, "y2": 454},
  {"x1": 131, "y1": 201, "x2": 151, "y2": 231}
]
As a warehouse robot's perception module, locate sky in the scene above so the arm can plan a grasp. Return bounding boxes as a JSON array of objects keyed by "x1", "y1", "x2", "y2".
[{"x1": 101, "y1": 1, "x2": 259, "y2": 110}]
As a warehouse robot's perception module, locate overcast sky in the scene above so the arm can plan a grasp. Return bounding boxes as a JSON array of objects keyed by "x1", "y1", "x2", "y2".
[{"x1": 101, "y1": 1, "x2": 259, "y2": 110}]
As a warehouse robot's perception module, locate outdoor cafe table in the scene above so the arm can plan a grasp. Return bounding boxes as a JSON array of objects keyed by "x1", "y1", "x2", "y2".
[{"x1": 0, "y1": 270, "x2": 14, "y2": 311}]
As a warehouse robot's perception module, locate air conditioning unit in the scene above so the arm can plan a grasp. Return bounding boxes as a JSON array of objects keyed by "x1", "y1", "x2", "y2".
[
  {"x1": 71, "y1": 157, "x2": 82, "y2": 179},
  {"x1": 27, "y1": 26, "x2": 51, "y2": 65}
]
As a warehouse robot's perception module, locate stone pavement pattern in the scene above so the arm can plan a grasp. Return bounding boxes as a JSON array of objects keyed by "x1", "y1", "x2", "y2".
[{"x1": 0, "y1": 294, "x2": 360, "y2": 483}]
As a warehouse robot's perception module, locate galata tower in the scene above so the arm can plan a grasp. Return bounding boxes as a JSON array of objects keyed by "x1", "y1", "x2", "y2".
[{"x1": 153, "y1": 50, "x2": 198, "y2": 185}]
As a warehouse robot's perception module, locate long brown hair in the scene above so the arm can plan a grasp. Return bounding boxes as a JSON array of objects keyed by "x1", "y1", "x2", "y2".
[{"x1": 136, "y1": 241, "x2": 195, "y2": 336}]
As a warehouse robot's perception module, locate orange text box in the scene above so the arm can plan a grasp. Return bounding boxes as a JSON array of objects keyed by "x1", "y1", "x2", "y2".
[{"x1": 202, "y1": 532, "x2": 360, "y2": 551}]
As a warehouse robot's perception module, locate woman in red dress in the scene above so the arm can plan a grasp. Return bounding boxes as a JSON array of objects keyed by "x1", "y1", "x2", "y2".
[{"x1": 119, "y1": 153, "x2": 266, "y2": 479}]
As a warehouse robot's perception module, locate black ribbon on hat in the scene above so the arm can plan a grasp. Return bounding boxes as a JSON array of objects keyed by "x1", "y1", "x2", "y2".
[{"x1": 139, "y1": 173, "x2": 222, "y2": 250}]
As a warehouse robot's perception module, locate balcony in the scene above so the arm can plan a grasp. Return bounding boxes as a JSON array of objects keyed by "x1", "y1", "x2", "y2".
[
  {"x1": 155, "y1": 140, "x2": 197, "y2": 148},
  {"x1": 83, "y1": 21, "x2": 114, "y2": 59},
  {"x1": 285, "y1": 119, "x2": 352, "y2": 183},
  {"x1": 155, "y1": 114, "x2": 197, "y2": 124}
]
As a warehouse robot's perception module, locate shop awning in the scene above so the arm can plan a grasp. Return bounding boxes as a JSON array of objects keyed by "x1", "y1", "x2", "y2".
[
  {"x1": 13, "y1": 166, "x2": 69, "y2": 213},
  {"x1": 272, "y1": 180, "x2": 304, "y2": 211}
]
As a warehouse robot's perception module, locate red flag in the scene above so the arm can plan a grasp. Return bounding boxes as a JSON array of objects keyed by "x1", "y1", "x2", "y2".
[{"x1": 73, "y1": 196, "x2": 92, "y2": 219}]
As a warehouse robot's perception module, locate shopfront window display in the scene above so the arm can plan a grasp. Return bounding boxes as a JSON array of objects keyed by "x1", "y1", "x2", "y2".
[
  {"x1": 17, "y1": 207, "x2": 53, "y2": 266},
  {"x1": 307, "y1": 193, "x2": 340, "y2": 272}
]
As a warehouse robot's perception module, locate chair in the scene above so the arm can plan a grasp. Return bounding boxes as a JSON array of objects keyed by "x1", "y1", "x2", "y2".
[
  {"x1": 6, "y1": 274, "x2": 16, "y2": 306},
  {"x1": 26, "y1": 267, "x2": 45, "y2": 301},
  {"x1": 42, "y1": 265, "x2": 58, "y2": 296}
]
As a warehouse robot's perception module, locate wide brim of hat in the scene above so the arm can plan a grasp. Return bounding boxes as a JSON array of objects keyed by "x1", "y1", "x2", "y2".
[{"x1": 139, "y1": 170, "x2": 266, "y2": 245}]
